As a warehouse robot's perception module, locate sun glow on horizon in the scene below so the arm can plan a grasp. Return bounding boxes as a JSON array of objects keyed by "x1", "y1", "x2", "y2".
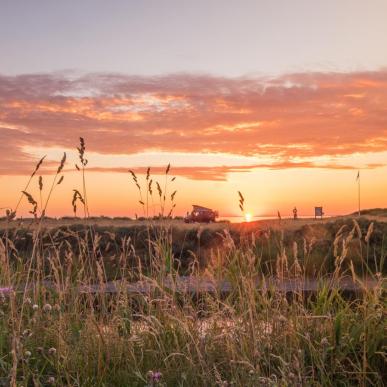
[{"x1": 244, "y1": 212, "x2": 253, "y2": 222}]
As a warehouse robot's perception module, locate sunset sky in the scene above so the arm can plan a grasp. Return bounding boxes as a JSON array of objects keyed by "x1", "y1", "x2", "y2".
[{"x1": 1, "y1": 1, "x2": 387, "y2": 218}]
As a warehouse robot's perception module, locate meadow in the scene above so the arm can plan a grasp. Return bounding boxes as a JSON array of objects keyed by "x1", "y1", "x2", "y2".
[{"x1": 0, "y1": 140, "x2": 385, "y2": 386}]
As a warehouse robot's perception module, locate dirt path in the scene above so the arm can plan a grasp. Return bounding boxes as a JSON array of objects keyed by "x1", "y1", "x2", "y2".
[{"x1": 1, "y1": 276, "x2": 381, "y2": 296}]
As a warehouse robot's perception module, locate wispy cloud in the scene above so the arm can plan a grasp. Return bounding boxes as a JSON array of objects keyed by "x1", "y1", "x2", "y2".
[
  {"x1": 71, "y1": 162, "x2": 383, "y2": 181},
  {"x1": 1, "y1": 70, "x2": 387, "y2": 179}
]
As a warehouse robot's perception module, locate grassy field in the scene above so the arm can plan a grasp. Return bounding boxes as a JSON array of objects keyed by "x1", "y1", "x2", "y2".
[
  {"x1": 0, "y1": 213, "x2": 386, "y2": 386},
  {"x1": 2, "y1": 214, "x2": 386, "y2": 279},
  {"x1": 0, "y1": 146, "x2": 385, "y2": 386}
]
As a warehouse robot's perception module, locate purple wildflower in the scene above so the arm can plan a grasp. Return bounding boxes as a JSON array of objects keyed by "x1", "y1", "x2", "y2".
[
  {"x1": 147, "y1": 370, "x2": 162, "y2": 385},
  {"x1": 153, "y1": 371, "x2": 162, "y2": 382},
  {"x1": 0, "y1": 286, "x2": 12, "y2": 294}
]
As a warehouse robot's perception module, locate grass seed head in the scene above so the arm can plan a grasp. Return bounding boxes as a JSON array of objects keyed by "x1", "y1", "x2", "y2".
[
  {"x1": 365, "y1": 222, "x2": 374, "y2": 243},
  {"x1": 31, "y1": 155, "x2": 46, "y2": 177},
  {"x1": 57, "y1": 152, "x2": 66, "y2": 174}
]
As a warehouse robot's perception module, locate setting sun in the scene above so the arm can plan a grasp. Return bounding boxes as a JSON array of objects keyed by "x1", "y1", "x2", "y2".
[{"x1": 244, "y1": 212, "x2": 253, "y2": 222}]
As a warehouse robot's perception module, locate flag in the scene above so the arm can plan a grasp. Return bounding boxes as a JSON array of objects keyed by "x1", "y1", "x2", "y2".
[{"x1": 356, "y1": 171, "x2": 360, "y2": 181}]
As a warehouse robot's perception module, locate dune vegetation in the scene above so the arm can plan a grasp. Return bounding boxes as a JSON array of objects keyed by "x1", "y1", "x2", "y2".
[{"x1": 0, "y1": 139, "x2": 385, "y2": 386}]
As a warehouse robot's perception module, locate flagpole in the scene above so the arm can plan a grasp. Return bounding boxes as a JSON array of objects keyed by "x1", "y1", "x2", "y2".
[{"x1": 357, "y1": 171, "x2": 360, "y2": 217}]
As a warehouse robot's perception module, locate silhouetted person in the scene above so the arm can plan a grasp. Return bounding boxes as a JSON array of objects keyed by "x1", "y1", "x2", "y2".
[{"x1": 293, "y1": 207, "x2": 298, "y2": 220}]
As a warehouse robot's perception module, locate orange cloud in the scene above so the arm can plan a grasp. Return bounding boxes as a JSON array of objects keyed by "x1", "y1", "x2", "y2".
[
  {"x1": 1, "y1": 70, "x2": 387, "y2": 178},
  {"x1": 77, "y1": 162, "x2": 383, "y2": 181}
]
